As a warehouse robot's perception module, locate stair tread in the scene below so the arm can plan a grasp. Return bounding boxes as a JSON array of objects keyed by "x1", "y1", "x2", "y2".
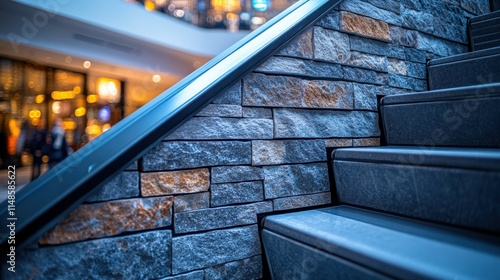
[
  {"x1": 264, "y1": 206, "x2": 500, "y2": 280},
  {"x1": 428, "y1": 46, "x2": 500, "y2": 66},
  {"x1": 334, "y1": 146, "x2": 500, "y2": 171},
  {"x1": 381, "y1": 83, "x2": 500, "y2": 105},
  {"x1": 470, "y1": 10, "x2": 500, "y2": 24}
]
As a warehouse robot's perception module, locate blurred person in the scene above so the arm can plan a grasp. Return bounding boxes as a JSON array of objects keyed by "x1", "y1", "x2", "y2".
[
  {"x1": 48, "y1": 118, "x2": 69, "y2": 168},
  {"x1": 29, "y1": 121, "x2": 47, "y2": 180}
]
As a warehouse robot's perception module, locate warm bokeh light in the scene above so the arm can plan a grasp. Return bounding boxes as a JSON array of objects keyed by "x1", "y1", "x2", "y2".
[{"x1": 35, "y1": 94, "x2": 45, "y2": 103}]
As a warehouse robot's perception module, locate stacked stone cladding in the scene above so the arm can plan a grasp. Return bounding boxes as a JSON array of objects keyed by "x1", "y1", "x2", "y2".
[{"x1": 11, "y1": 0, "x2": 489, "y2": 279}]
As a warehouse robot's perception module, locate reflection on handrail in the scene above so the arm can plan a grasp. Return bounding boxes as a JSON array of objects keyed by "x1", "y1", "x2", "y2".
[{"x1": 0, "y1": 0, "x2": 341, "y2": 253}]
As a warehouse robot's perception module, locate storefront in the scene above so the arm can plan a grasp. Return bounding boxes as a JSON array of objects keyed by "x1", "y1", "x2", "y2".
[{"x1": 0, "y1": 58, "x2": 124, "y2": 168}]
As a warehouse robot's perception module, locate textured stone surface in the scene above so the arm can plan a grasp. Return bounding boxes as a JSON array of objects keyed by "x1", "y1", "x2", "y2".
[
  {"x1": 344, "y1": 66, "x2": 388, "y2": 85},
  {"x1": 86, "y1": 172, "x2": 139, "y2": 202},
  {"x1": 350, "y1": 36, "x2": 405, "y2": 59},
  {"x1": 353, "y1": 138, "x2": 381, "y2": 146},
  {"x1": 243, "y1": 74, "x2": 353, "y2": 109},
  {"x1": 252, "y1": 140, "x2": 327, "y2": 165},
  {"x1": 174, "y1": 202, "x2": 272, "y2": 234},
  {"x1": 242, "y1": 107, "x2": 272, "y2": 119},
  {"x1": 15, "y1": 231, "x2": 172, "y2": 280},
  {"x1": 166, "y1": 117, "x2": 273, "y2": 140},
  {"x1": 340, "y1": 0, "x2": 401, "y2": 25},
  {"x1": 204, "y1": 255, "x2": 263, "y2": 280},
  {"x1": 160, "y1": 270, "x2": 204, "y2": 280},
  {"x1": 390, "y1": 26, "x2": 418, "y2": 48},
  {"x1": 353, "y1": 83, "x2": 385, "y2": 111},
  {"x1": 460, "y1": 0, "x2": 490, "y2": 15},
  {"x1": 407, "y1": 62, "x2": 427, "y2": 79},
  {"x1": 212, "y1": 82, "x2": 242, "y2": 105},
  {"x1": 362, "y1": 0, "x2": 400, "y2": 14},
  {"x1": 341, "y1": 11, "x2": 391, "y2": 41},
  {"x1": 211, "y1": 181, "x2": 264, "y2": 207},
  {"x1": 402, "y1": 9, "x2": 434, "y2": 34},
  {"x1": 416, "y1": 32, "x2": 466, "y2": 56},
  {"x1": 195, "y1": 104, "x2": 243, "y2": 117},
  {"x1": 264, "y1": 163, "x2": 330, "y2": 199},
  {"x1": 125, "y1": 161, "x2": 138, "y2": 171},
  {"x1": 141, "y1": 168, "x2": 209, "y2": 196},
  {"x1": 316, "y1": 10, "x2": 340, "y2": 30},
  {"x1": 277, "y1": 28, "x2": 313, "y2": 58},
  {"x1": 324, "y1": 139, "x2": 353, "y2": 148},
  {"x1": 388, "y1": 73, "x2": 427, "y2": 91},
  {"x1": 211, "y1": 165, "x2": 264, "y2": 184},
  {"x1": 40, "y1": 197, "x2": 173, "y2": 244},
  {"x1": 405, "y1": 47, "x2": 427, "y2": 63},
  {"x1": 255, "y1": 56, "x2": 343, "y2": 79},
  {"x1": 347, "y1": 51, "x2": 388, "y2": 72},
  {"x1": 174, "y1": 192, "x2": 210, "y2": 213},
  {"x1": 314, "y1": 27, "x2": 351, "y2": 63},
  {"x1": 143, "y1": 141, "x2": 251, "y2": 171},
  {"x1": 172, "y1": 225, "x2": 261, "y2": 274},
  {"x1": 273, "y1": 192, "x2": 332, "y2": 211},
  {"x1": 388, "y1": 58, "x2": 407, "y2": 75},
  {"x1": 274, "y1": 108, "x2": 380, "y2": 138}
]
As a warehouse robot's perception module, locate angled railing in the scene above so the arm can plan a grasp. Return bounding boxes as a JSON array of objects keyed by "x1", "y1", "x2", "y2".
[{"x1": 0, "y1": 0, "x2": 341, "y2": 253}]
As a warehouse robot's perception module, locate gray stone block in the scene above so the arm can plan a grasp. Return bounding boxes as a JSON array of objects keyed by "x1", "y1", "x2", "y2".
[
  {"x1": 264, "y1": 163, "x2": 330, "y2": 199},
  {"x1": 387, "y1": 58, "x2": 407, "y2": 75},
  {"x1": 166, "y1": 117, "x2": 273, "y2": 140},
  {"x1": 174, "y1": 192, "x2": 210, "y2": 213},
  {"x1": 316, "y1": 10, "x2": 340, "y2": 30},
  {"x1": 274, "y1": 108, "x2": 380, "y2": 138},
  {"x1": 195, "y1": 104, "x2": 243, "y2": 117},
  {"x1": 255, "y1": 56, "x2": 343, "y2": 79},
  {"x1": 276, "y1": 28, "x2": 313, "y2": 59},
  {"x1": 204, "y1": 255, "x2": 263, "y2": 280},
  {"x1": 350, "y1": 36, "x2": 405, "y2": 60},
  {"x1": 125, "y1": 161, "x2": 138, "y2": 171},
  {"x1": 160, "y1": 271, "x2": 204, "y2": 280},
  {"x1": 174, "y1": 202, "x2": 272, "y2": 234},
  {"x1": 354, "y1": 83, "x2": 385, "y2": 111},
  {"x1": 252, "y1": 140, "x2": 327, "y2": 165},
  {"x1": 172, "y1": 225, "x2": 261, "y2": 274},
  {"x1": 14, "y1": 231, "x2": 171, "y2": 279},
  {"x1": 211, "y1": 166, "x2": 264, "y2": 184},
  {"x1": 402, "y1": 9, "x2": 434, "y2": 34},
  {"x1": 361, "y1": 0, "x2": 400, "y2": 14},
  {"x1": 339, "y1": 0, "x2": 401, "y2": 25},
  {"x1": 416, "y1": 32, "x2": 467, "y2": 57},
  {"x1": 460, "y1": 0, "x2": 490, "y2": 15},
  {"x1": 314, "y1": 27, "x2": 351, "y2": 64},
  {"x1": 86, "y1": 172, "x2": 139, "y2": 202},
  {"x1": 405, "y1": 47, "x2": 427, "y2": 63},
  {"x1": 242, "y1": 107, "x2": 272, "y2": 119},
  {"x1": 344, "y1": 66, "x2": 388, "y2": 85},
  {"x1": 390, "y1": 26, "x2": 418, "y2": 48},
  {"x1": 143, "y1": 141, "x2": 251, "y2": 171},
  {"x1": 406, "y1": 62, "x2": 427, "y2": 79},
  {"x1": 211, "y1": 181, "x2": 264, "y2": 207},
  {"x1": 347, "y1": 51, "x2": 388, "y2": 72},
  {"x1": 273, "y1": 192, "x2": 332, "y2": 211},
  {"x1": 388, "y1": 73, "x2": 427, "y2": 91},
  {"x1": 212, "y1": 82, "x2": 242, "y2": 105},
  {"x1": 243, "y1": 74, "x2": 353, "y2": 109}
]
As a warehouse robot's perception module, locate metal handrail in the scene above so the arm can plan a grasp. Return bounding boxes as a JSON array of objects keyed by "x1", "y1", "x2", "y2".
[{"x1": 0, "y1": 0, "x2": 341, "y2": 252}]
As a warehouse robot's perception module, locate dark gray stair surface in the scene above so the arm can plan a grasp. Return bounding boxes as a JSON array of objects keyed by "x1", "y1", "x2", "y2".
[
  {"x1": 470, "y1": 10, "x2": 500, "y2": 51},
  {"x1": 428, "y1": 46, "x2": 500, "y2": 90},
  {"x1": 333, "y1": 146, "x2": 500, "y2": 233},
  {"x1": 381, "y1": 83, "x2": 500, "y2": 147},
  {"x1": 262, "y1": 206, "x2": 500, "y2": 280}
]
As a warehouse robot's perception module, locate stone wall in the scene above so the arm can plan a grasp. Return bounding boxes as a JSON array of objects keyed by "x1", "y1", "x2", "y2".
[{"x1": 11, "y1": 0, "x2": 489, "y2": 279}]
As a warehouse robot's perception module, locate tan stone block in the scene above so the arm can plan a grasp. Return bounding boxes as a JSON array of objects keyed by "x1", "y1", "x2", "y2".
[
  {"x1": 341, "y1": 11, "x2": 390, "y2": 41},
  {"x1": 354, "y1": 138, "x2": 381, "y2": 147},
  {"x1": 324, "y1": 139, "x2": 353, "y2": 148},
  {"x1": 39, "y1": 196, "x2": 173, "y2": 244},
  {"x1": 141, "y1": 168, "x2": 210, "y2": 196}
]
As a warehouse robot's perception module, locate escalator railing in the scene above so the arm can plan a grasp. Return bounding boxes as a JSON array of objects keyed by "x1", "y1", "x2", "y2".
[{"x1": 0, "y1": 0, "x2": 341, "y2": 253}]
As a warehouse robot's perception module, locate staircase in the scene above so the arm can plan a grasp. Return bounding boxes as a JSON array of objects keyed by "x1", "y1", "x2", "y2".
[{"x1": 262, "y1": 10, "x2": 500, "y2": 279}]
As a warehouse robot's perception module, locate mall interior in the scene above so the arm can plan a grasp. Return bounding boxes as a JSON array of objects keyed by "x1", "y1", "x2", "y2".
[{"x1": 0, "y1": 0, "x2": 295, "y2": 170}]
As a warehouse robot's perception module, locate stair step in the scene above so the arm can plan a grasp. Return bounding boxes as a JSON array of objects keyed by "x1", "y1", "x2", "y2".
[
  {"x1": 333, "y1": 147, "x2": 500, "y2": 233},
  {"x1": 381, "y1": 83, "x2": 500, "y2": 147},
  {"x1": 428, "y1": 46, "x2": 500, "y2": 90},
  {"x1": 262, "y1": 206, "x2": 500, "y2": 279},
  {"x1": 470, "y1": 11, "x2": 500, "y2": 51}
]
